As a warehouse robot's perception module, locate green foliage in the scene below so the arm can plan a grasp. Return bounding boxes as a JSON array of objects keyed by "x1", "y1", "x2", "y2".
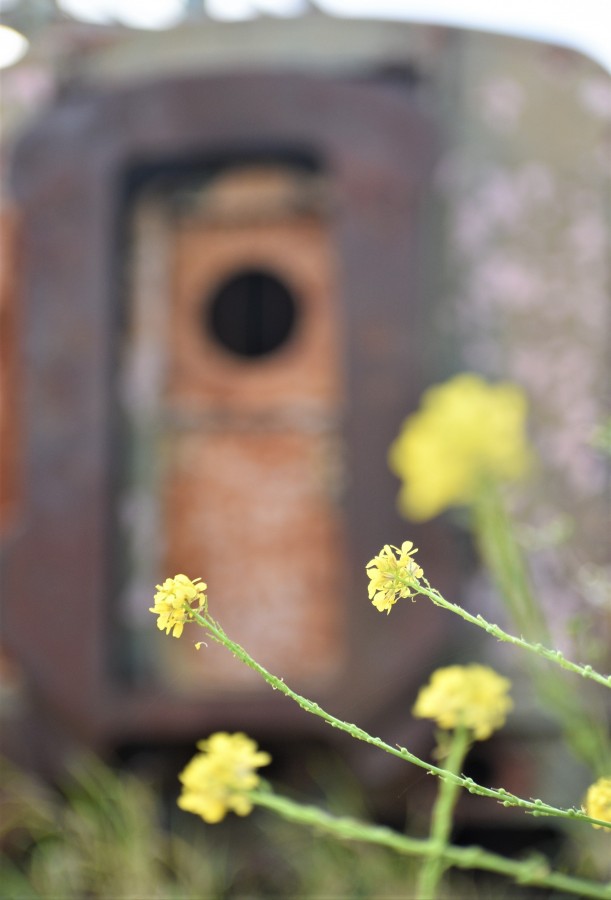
[
  {"x1": 0, "y1": 754, "x2": 485, "y2": 900},
  {"x1": 0, "y1": 756, "x2": 223, "y2": 899}
]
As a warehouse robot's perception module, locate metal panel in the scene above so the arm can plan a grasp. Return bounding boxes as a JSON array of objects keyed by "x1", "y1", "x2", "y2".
[
  {"x1": 121, "y1": 166, "x2": 347, "y2": 689},
  {"x1": 3, "y1": 72, "x2": 439, "y2": 748}
]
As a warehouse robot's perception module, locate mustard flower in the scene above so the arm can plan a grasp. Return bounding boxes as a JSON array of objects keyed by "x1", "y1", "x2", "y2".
[
  {"x1": 366, "y1": 541, "x2": 424, "y2": 614},
  {"x1": 178, "y1": 732, "x2": 272, "y2": 824},
  {"x1": 389, "y1": 373, "x2": 531, "y2": 521},
  {"x1": 413, "y1": 664, "x2": 513, "y2": 740},
  {"x1": 149, "y1": 574, "x2": 207, "y2": 638},
  {"x1": 584, "y1": 776, "x2": 611, "y2": 830}
]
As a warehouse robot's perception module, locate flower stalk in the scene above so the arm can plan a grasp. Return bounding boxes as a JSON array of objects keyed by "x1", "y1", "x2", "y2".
[
  {"x1": 190, "y1": 610, "x2": 610, "y2": 830},
  {"x1": 416, "y1": 726, "x2": 472, "y2": 899},
  {"x1": 471, "y1": 478, "x2": 611, "y2": 774},
  {"x1": 392, "y1": 574, "x2": 611, "y2": 690},
  {"x1": 472, "y1": 477, "x2": 548, "y2": 642},
  {"x1": 250, "y1": 790, "x2": 611, "y2": 899}
]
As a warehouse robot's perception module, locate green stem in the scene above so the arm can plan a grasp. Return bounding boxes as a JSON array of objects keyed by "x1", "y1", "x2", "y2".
[
  {"x1": 471, "y1": 479, "x2": 611, "y2": 773},
  {"x1": 190, "y1": 610, "x2": 610, "y2": 829},
  {"x1": 473, "y1": 477, "x2": 549, "y2": 641},
  {"x1": 416, "y1": 727, "x2": 471, "y2": 898},
  {"x1": 399, "y1": 574, "x2": 611, "y2": 773},
  {"x1": 250, "y1": 790, "x2": 611, "y2": 899},
  {"x1": 394, "y1": 578, "x2": 611, "y2": 690}
]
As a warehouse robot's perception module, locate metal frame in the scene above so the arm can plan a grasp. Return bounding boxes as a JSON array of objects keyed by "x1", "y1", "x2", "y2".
[{"x1": 3, "y1": 71, "x2": 442, "y2": 752}]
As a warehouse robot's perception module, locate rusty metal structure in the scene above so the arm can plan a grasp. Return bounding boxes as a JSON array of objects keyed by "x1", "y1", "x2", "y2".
[
  {"x1": 1, "y1": 69, "x2": 455, "y2": 764},
  {"x1": 1, "y1": 20, "x2": 608, "y2": 843}
]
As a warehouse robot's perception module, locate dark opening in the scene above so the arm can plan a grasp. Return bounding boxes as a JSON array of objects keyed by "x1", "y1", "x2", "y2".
[{"x1": 204, "y1": 268, "x2": 298, "y2": 358}]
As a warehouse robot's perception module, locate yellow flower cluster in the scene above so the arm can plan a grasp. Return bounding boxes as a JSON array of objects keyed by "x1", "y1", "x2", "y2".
[
  {"x1": 584, "y1": 776, "x2": 611, "y2": 830},
  {"x1": 389, "y1": 373, "x2": 531, "y2": 521},
  {"x1": 149, "y1": 574, "x2": 207, "y2": 638},
  {"x1": 413, "y1": 664, "x2": 513, "y2": 740},
  {"x1": 366, "y1": 541, "x2": 424, "y2": 614},
  {"x1": 178, "y1": 732, "x2": 271, "y2": 824}
]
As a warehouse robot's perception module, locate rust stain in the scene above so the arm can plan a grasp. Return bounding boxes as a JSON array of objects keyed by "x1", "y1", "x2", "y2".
[
  {"x1": 167, "y1": 215, "x2": 342, "y2": 413},
  {"x1": 163, "y1": 430, "x2": 347, "y2": 688},
  {"x1": 159, "y1": 167, "x2": 348, "y2": 689}
]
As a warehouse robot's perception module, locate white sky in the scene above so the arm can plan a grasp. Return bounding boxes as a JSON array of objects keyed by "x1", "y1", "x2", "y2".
[
  {"x1": 1, "y1": 0, "x2": 611, "y2": 72},
  {"x1": 317, "y1": 0, "x2": 611, "y2": 72}
]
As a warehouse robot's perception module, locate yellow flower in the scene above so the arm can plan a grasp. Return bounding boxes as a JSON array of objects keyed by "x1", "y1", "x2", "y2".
[
  {"x1": 366, "y1": 541, "x2": 423, "y2": 614},
  {"x1": 413, "y1": 664, "x2": 513, "y2": 740},
  {"x1": 177, "y1": 733, "x2": 272, "y2": 824},
  {"x1": 389, "y1": 373, "x2": 531, "y2": 521},
  {"x1": 584, "y1": 777, "x2": 611, "y2": 830},
  {"x1": 149, "y1": 574, "x2": 207, "y2": 638}
]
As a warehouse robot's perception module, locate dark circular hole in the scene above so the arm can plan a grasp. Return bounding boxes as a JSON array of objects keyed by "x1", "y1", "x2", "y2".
[{"x1": 204, "y1": 268, "x2": 298, "y2": 358}]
